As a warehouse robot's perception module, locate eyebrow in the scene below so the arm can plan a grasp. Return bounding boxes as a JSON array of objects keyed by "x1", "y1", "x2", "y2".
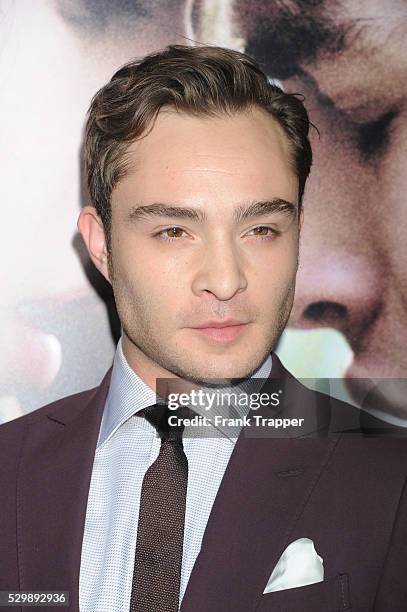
[{"x1": 127, "y1": 198, "x2": 297, "y2": 224}]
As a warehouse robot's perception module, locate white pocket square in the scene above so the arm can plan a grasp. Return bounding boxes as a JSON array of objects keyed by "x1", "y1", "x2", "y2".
[{"x1": 263, "y1": 537, "x2": 324, "y2": 593}]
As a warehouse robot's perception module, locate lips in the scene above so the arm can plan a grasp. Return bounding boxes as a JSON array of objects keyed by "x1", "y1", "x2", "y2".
[
  {"x1": 191, "y1": 321, "x2": 249, "y2": 343},
  {"x1": 192, "y1": 319, "x2": 247, "y2": 329}
]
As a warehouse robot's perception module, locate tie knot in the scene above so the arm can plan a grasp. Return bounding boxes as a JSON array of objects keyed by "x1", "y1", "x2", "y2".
[{"x1": 142, "y1": 403, "x2": 189, "y2": 442}]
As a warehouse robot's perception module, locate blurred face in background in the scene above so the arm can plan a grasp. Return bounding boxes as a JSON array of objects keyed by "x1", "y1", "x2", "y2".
[
  {"x1": 228, "y1": 0, "x2": 407, "y2": 417},
  {"x1": 1, "y1": 0, "x2": 185, "y2": 406}
]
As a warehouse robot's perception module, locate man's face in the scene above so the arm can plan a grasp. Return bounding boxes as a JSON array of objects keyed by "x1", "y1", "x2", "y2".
[{"x1": 97, "y1": 108, "x2": 300, "y2": 385}]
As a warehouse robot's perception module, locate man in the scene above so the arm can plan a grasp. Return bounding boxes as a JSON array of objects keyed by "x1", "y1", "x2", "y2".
[
  {"x1": 229, "y1": 0, "x2": 407, "y2": 420},
  {"x1": 1, "y1": 45, "x2": 407, "y2": 612}
]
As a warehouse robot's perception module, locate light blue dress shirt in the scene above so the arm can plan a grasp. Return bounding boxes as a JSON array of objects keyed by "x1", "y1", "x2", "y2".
[{"x1": 79, "y1": 337, "x2": 272, "y2": 612}]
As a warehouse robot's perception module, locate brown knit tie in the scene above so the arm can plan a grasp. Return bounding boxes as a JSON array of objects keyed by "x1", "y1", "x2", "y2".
[{"x1": 129, "y1": 403, "x2": 188, "y2": 612}]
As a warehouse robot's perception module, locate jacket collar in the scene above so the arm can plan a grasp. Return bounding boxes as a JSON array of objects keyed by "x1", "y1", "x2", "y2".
[{"x1": 98, "y1": 337, "x2": 273, "y2": 446}]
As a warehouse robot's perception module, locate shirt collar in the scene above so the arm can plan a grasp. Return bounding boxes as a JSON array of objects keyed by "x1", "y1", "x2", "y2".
[{"x1": 98, "y1": 336, "x2": 272, "y2": 447}]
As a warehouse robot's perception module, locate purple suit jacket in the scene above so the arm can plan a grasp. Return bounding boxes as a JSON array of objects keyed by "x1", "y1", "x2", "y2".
[{"x1": 1, "y1": 354, "x2": 407, "y2": 611}]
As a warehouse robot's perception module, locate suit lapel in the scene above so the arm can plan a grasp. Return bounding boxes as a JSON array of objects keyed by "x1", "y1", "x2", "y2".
[
  {"x1": 17, "y1": 369, "x2": 112, "y2": 611},
  {"x1": 181, "y1": 355, "x2": 340, "y2": 612}
]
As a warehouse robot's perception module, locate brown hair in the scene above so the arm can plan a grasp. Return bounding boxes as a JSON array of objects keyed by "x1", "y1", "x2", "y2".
[{"x1": 84, "y1": 44, "x2": 312, "y2": 250}]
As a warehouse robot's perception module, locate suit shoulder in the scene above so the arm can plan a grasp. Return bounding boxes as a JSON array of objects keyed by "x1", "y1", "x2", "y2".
[
  {"x1": 0, "y1": 384, "x2": 100, "y2": 441},
  {"x1": 288, "y1": 375, "x2": 362, "y2": 426},
  {"x1": 286, "y1": 375, "x2": 407, "y2": 454},
  {"x1": 0, "y1": 366, "x2": 111, "y2": 482}
]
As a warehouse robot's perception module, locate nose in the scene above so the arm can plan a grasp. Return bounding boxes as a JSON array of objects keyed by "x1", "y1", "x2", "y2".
[
  {"x1": 191, "y1": 237, "x2": 247, "y2": 301},
  {"x1": 287, "y1": 101, "x2": 388, "y2": 352},
  {"x1": 290, "y1": 250, "x2": 385, "y2": 350}
]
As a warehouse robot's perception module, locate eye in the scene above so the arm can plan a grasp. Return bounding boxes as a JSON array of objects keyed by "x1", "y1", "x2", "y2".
[
  {"x1": 156, "y1": 226, "x2": 187, "y2": 241},
  {"x1": 246, "y1": 226, "x2": 280, "y2": 240},
  {"x1": 357, "y1": 109, "x2": 397, "y2": 159}
]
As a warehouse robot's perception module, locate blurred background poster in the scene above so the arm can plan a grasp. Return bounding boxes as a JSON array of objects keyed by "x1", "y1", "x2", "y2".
[{"x1": 1, "y1": 0, "x2": 406, "y2": 423}]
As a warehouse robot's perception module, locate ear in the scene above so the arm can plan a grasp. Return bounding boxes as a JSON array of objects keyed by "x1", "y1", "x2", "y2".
[{"x1": 77, "y1": 206, "x2": 111, "y2": 283}]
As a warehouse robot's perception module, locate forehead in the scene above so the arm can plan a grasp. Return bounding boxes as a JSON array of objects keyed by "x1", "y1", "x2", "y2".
[{"x1": 114, "y1": 107, "x2": 298, "y2": 204}]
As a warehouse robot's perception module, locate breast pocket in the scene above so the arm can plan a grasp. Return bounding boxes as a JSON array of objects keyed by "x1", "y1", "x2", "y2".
[{"x1": 256, "y1": 573, "x2": 351, "y2": 611}]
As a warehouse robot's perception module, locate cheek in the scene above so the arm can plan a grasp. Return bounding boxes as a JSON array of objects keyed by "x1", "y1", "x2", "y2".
[
  {"x1": 111, "y1": 240, "x2": 187, "y2": 315},
  {"x1": 250, "y1": 241, "x2": 299, "y2": 296}
]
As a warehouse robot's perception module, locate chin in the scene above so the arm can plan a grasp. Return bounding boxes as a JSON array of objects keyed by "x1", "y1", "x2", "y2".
[{"x1": 174, "y1": 351, "x2": 269, "y2": 385}]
